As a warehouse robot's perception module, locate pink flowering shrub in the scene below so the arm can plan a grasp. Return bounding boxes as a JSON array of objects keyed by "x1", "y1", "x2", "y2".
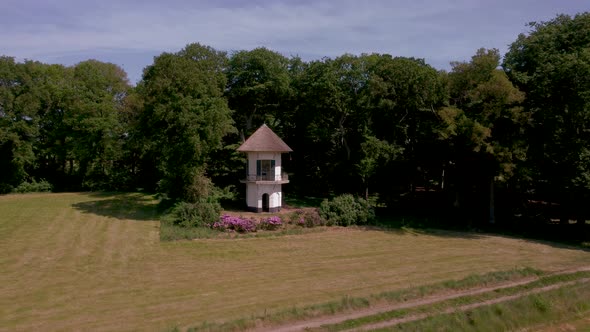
[
  {"x1": 259, "y1": 216, "x2": 282, "y2": 230},
  {"x1": 213, "y1": 214, "x2": 257, "y2": 233},
  {"x1": 297, "y1": 217, "x2": 306, "y2": 226},
  {"x1": 286, "y1": 209, "x2": 326, "y2": 228},
  {"x1": 212, "y1": 214, "x2": 284, "y2": 233},
  {"x1": 212, "y1": 211, "x2": 329, "y2": 234}
]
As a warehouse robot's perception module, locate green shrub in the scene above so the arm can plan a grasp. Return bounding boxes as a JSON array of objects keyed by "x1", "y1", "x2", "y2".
[
  {"x1": 302, "y1": 209, "x2": 327, "y2": 227},
  {"x1": 13, "y1": 179, "x2": 53, "y2": 193},
  {"x1": 0, "y1": 183, "x2": 13, "y2": 194},
  {"x1": 165, "y1": 200, "x2": 221, "y2": 228},
  {"x1": 318, "y1": 194, "x2": 375, "y2": 226},
  {"x1": 160, "y1": 222, "x2": 219, "y2": 241},
  {"x1": 286, "y1": 209, "x2": 304, "y2": 224}
]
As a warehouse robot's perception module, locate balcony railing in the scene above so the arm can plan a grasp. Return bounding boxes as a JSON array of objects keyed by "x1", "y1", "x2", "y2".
[{"x1": 243, "y1": 172, "x2": 289, "y2": 182}]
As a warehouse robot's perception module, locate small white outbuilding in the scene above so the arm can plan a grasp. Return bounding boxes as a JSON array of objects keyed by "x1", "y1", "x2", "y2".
[{"x1": 237, "y1": 124, "x2": 292, "y2": 212}]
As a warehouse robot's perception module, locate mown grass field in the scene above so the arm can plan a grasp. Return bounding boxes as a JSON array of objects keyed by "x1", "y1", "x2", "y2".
[{"x1": 1, "y1": 193, "x2": 589, "y2": 331}]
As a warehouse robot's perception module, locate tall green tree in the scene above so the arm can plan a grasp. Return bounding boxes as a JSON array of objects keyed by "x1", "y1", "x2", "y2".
[
  {"x1": 364, "y1": 55, "x2": 446, "y2": 197},
  {"x1": 291, "y1": 55, "x2": 370, "y2": 194},
  {"x1": 138, "y1": 43, "x2": 235, "y2": 202},
  {"x1": 504, "y1": 13, "x2": 590, "y2": 219},
  {"x1": 226, "y1": 47, "x2": 291, "y2": 137},
  {"x1": 288, "y1": 54, "x2": 445, "y2": 197},
  {"x1": 115, "y1": 87, "x2": 147, "y2": 189},
  {"x1": 0, "y1": 57, "x2": 43, "y2": 190},
  {"x1": 32, "y1": 63, "x2": 74, "y2": 188},
  {"x1": 356, "y1": 133, "x2": 402, "y2": 199},
  {"x1": 67, "y1": 60, "x2": 131, "y2": 188},
  {"x1": 211, "y1": 47, "x2": 292, "y2": 191},
  {"x1": 439, "y1": 48, "x2": 527, "y2": 223},
  {"x1": 0, "y1": 57, "x2": 132, "y2": 191}
]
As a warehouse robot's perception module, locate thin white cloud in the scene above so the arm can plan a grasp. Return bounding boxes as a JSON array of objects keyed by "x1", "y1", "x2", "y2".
[
  {"x1": 1, "y1": 0, "x2": 586, "y2": 83},
  {"x1": 0, "y1": 1, "x2": 481, "y2": 56}
]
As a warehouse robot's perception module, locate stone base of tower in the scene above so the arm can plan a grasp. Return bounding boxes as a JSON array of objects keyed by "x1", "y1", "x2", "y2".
[
  {"x1": 246, "y1": 206, "x2": 281, "y2": 213},
  {"x1": 246, "y1": 183, "x2": 283, "y2": 213}
]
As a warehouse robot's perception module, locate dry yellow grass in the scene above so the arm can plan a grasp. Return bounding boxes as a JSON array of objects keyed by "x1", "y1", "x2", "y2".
[{"x1": 1, "y1": 192, "x2": 588, "y2": 331}]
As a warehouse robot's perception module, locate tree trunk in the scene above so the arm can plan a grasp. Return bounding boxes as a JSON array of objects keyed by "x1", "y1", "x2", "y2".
[{"x1": 489, "y1": 178, "x2": 495, "y2": 224}]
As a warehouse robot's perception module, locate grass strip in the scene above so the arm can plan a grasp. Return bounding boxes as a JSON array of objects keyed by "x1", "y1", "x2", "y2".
[
  {"x1": 185, "y1": 267, "x2": 542, "y2": 331},
  {"x1": 315, "y1": 271, "x2": 590, "y2": 331},
  {"x1": 160, "y1": 222, "x2": 221, "y2": 240},
  {"x1": 368, "y1": 266, "x2": 542, "y2": 303},
  {"x1": 370, "y1": 281, "x2": 590, "y2": 332}
]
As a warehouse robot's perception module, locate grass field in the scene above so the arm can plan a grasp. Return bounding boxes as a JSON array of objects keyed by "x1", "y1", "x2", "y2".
[{"x1": 1, "y1": 192, "x2": 589, "y2": 331}]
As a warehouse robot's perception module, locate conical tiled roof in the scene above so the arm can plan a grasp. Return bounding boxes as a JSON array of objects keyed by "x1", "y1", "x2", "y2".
[{"x1": 237, "y1": 124, "x2": 293, "y2": 152}]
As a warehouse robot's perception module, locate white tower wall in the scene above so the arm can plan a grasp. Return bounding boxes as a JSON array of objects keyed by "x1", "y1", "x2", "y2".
[{"x1": 244, "y1": 152, "x2": 286, "y2": 212}]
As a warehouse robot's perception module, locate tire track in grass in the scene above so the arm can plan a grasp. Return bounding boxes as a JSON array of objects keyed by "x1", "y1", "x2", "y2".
[
  {"x1": 257, "y1": 267, "x2": 590, "y2": 332},
  {"x1": 353, "y1": 278, "x2": 590, "y2": 332},
  {"x1": 257, "y1": 276, "x2": 540, "y2": 332}
]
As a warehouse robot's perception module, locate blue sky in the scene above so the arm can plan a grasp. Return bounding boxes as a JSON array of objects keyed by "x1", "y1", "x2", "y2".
[{"x1": 1, "y1": 0, "x2": 587, "y2": 84}]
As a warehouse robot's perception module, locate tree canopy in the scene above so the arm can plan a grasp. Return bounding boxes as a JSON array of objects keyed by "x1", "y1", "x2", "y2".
[
  {"x1": 504, "y1": 12, "x2": 590, "y2": 218},
  {"x1": 1, "y1": 11, "x2": 589, "y2": 229},
  {"x1": 138, "y1": 43, "x2": 235, "y2": 202}
]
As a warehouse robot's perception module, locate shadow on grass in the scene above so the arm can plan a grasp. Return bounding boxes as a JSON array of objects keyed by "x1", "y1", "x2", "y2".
[
  {"x1": 374, "y1": 212, "x2": 590, "y2": 251},
  {"x1": 284, "y1": 195, "x2": 324, "y2": 208},
  {"x1": 499, "y1": 224, "x2": 590, "y2": 253},
  {"x1": 72, "y1": 192, "x2": 161, "y2": 221},
  {"x1": 516, "y1": 234, "x2": 590, "y2": 253},
  {"x1": 374, "y1": 224, "x2": 486, "y2": 240},
  {"x1": 372, "y1": 214, "x2": 485, "y2": 239}
]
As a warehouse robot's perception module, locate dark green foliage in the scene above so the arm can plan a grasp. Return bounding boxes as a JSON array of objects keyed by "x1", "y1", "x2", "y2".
[
  {"x1": 165, "y1": 200, "x2": 222, "y2": 228},
  {"x1": 357, "y1": 134, "x2": 403, "y2": 199},
  {"x1": 13, "y1": 179, "x2": 52, "y2": 193},
  {"x1": 364, "y1": 55, "x2": 447, "y2": 197},
  {"x1": 226, "y1": 47, "x2": 291, "y2": 134},
  {"x1": 138, "y1": 43, "x2": 235, "y2": 202},
  {"x1": 504, "y1": 13, "x2": 590, "y2": 218},
  {"x1": 159, "y1": 221, "x2": 219, "y2": 241},
  {"x1": 319, "y1": 194, "x2": 375, "y2": 226},
  {"x1": 436, "y1": 48, "x2": 527, "y2": 225},
  {"x1": 68, "y1": 60, "x2": 131, "y2": 189},
  {"x1": 0, "y1": 183, "x2": 13, "y2": 194},
  {"x1": 440, "y1": 48, "x2": 527, "y2": 175},
  {"x1": 0, "y1": 56, "x2": 133, "y2": 192},
  {"x1": 300, "y1": 209, "x2": 327, "y2": 227},
  {"x1": 289, "y1": 55, "x2": 370, "y2": 194},
  {"x1": 0, "y1": 57, "x2": 46, "y2": 187},
  {"x1": 287, "y1": 54, "x2": 446, "y2": 198},
  {"x1": 160, "y1": 174, "x2": 233, "y2": 230}
]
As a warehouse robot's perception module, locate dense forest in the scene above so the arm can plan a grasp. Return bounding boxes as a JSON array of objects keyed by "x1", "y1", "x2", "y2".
[{"x1": 1, "y1": 13, "x2": 589, "y2": 230}]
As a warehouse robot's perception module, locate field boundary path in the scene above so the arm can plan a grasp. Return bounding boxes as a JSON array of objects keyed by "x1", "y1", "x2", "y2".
[
  {"x1": 254, "y1": 266, "x2": 590, "y2": 332},
  {"x1": 352, "y1": 278, "x2": 590, "y2": 331}
]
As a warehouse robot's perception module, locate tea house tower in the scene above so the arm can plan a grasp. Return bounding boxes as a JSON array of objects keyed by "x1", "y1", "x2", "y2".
[{"x1": 237, "y1": 124, "x2": 292, "y2": 212}]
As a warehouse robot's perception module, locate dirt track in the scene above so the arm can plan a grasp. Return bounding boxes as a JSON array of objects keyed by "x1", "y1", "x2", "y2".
[{"x1": 254, "y1": 267, "x2": 590, "y2": 332}]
